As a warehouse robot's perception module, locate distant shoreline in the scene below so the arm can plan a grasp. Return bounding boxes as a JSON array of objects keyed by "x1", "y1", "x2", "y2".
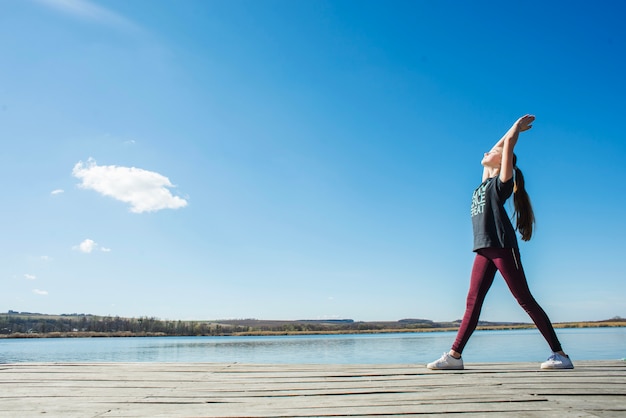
[{"x1": 2, "y1": 320, "x2": 624, "y2": 339}]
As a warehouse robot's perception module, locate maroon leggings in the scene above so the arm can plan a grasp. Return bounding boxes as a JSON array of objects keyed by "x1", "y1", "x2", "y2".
[{"x1": 452, "y1": 247, "x2": 563, "y2": 354}]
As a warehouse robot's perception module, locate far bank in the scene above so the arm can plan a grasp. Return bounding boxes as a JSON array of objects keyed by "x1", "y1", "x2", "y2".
[{"x1": 1, "y1": 313, "x2": 624, "y2": 339}]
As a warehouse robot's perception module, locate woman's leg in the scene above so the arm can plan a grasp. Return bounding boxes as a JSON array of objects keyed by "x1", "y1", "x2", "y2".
[
  {"x1": 451, "y1": 251, "x2": 498, "y2": 354},
  {"x1": 489, "y1": 247, "x2": 563, "y2": 353}
]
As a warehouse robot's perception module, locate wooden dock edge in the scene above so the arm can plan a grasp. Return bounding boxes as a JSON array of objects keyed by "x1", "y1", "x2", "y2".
[{"x1": 1, "y1": 360, "x2": 625, "y2": 417}]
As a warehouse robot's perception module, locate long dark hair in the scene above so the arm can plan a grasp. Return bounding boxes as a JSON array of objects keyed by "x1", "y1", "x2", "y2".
[{"x1": 512, "y1": 154, "x2": 535, "y2": 241}]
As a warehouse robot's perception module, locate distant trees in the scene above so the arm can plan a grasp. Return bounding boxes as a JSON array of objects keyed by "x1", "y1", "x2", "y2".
[
  {"x1": 0, "y1": 313, "x2": 440, "y2": 337},
  {"x1": 0, "y1": 314, "x2": 242, "y2": 337},
  {"x1": 8, "y1": 313, "x2": 605, "y2": 338}
]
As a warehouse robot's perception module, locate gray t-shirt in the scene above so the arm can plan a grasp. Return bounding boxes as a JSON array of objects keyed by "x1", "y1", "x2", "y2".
[{"x1": 470, "y1": 176, "x2": 518, "y2": 251}]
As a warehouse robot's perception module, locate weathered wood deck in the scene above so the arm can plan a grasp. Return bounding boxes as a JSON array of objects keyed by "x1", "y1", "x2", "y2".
[{"x1": 1, "y1": 360, "x2": 624, "y2": 417}]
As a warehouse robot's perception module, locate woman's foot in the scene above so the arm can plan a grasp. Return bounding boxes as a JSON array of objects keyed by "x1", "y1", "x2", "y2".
[
  {"x1": 427, "y1": 352, "x2": 464, "y2": 370},
  {"x1": 541, "y1": 352, "x2": 574, "y2": 369}
]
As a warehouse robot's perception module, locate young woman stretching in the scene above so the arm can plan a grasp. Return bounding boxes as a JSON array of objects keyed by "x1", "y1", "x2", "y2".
[{"x1": 427, "y1": 115, "x2": 573, "y2": 370}]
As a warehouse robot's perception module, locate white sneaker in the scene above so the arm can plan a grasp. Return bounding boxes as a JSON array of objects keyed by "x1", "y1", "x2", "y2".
[
  {"x1": 541, "y1": 352, "x2": 574, "y2": 369},
  {"x1": 427, "y1": 352, "x2": 464, "y2": 370}
]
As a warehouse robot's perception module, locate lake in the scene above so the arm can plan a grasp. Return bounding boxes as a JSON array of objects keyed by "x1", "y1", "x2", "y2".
[{"x1": 1, "y1": 328, "x2": 624, "y2": 364}]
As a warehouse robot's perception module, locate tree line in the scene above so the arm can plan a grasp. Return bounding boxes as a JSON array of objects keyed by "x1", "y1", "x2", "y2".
[
  {"x1": 2, "y1": 312, "x2": 623, "y2": 338},
  {"x1": 1, "y1": 314, "x2": 241, "y2": 337},
  {"x1": 0, "y1": 313, "x2": 437, "y2": 337}
]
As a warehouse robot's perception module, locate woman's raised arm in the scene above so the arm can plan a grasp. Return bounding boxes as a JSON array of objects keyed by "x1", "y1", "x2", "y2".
[{"x1": 500, "y1": 115, "x2": 534, "y2": 182}]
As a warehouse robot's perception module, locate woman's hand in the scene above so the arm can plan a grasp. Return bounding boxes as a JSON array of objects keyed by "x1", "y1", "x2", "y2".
[
  {"x1": 516, "y1": 114, "x2": 535, "y2": 132},
  {"x1": 496, "y1": 115, "x2": 534, "y2": 182}
]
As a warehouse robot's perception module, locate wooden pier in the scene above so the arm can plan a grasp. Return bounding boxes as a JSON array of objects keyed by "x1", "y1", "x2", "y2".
[{"x1": 1, "y1": 360, "x2": 625, "y2": 417}]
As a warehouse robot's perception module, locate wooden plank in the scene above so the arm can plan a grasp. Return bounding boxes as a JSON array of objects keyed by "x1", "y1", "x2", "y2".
[{"x1": 0, "y1": 361, "x2": 624, "y2": 417}]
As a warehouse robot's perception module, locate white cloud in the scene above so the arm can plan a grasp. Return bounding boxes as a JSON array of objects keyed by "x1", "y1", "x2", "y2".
[
  {"x1": 74, "y1": 238, "x2": 97, "y2": 253},
  {"x1": 35, "y1": 0, "x2": 138, "y2": 31},
  {"x1": 40, "y1": 255, "x2": 53, "y2": 262},
  {"x1": 73, "y1": 158, "x2": 188, "y2": 213},
  {"x1": 24, "y1": 274, "x2": 37, "y2": 280},
  {"x1": 33, "y1": 289, "x2": 49, "y2": 296},
  {"x1": 73, "y1": 238, "x2": 111, "y2": 254},
  {"x1": 51, "y1": 189, "x2": 64, "y2": 195}
]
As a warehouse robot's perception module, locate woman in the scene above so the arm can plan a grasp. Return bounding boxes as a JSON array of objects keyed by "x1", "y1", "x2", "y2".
[{"x1": 427, "y1": 115, "x2": 573, "y2": 370}]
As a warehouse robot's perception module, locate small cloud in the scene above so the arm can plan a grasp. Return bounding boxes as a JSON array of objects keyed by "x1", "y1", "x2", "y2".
[
  {"x1": 73, "y1": 239, "x2": 111, "y2": 254},
  {"x1": 74, "y1": 238, "x2": 97, "y2": 253},
  {"x1": 24, "y1": 274, "x2": 37, "y2": 280},
  {"x1": 40, "y1": 255, "x2": 53, "y2": 262},
  {"x1": 33, "y1": 289, "x2": 49, "y2": 296},
  {"x1": 51, "y1": 189, "x2": 64, "y2": 195},
  {"x1": 72, "y1": 158, "x2": 188, "y2": 213},
  {"x1": 123, "y1": 139, "x2": 136, "y2": 146}
]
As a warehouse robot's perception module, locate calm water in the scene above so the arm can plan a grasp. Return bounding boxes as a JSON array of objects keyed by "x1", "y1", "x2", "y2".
[{"x1": 1, "y1": 328, "x2": 624, "y2": 364}]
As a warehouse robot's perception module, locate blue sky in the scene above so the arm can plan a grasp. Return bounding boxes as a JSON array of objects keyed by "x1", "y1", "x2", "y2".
[{"x1": 2, "y1": 0, "x2": 625, "y2": 323}]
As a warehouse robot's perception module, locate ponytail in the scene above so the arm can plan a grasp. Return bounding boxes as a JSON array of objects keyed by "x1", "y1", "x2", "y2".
[{"x1": 512, "y1": 154, "x2": 535, "y2": 241}]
